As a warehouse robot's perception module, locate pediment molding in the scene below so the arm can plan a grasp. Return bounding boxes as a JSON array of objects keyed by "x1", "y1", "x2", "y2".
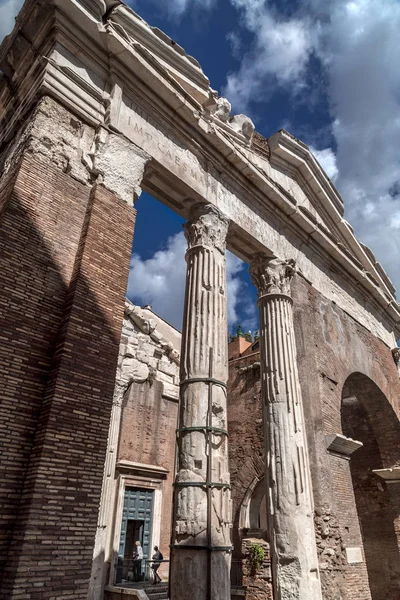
[
  {"x1": 268, "y1": 130, "x2": 396, "y2": 300},
  {"x1": 1, "y1": 0, "x2": 399, "y2": 340}
]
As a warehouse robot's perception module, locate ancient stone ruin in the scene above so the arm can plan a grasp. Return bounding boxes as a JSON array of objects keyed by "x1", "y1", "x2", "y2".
[{"x1": 0, "y1": 1, "x2": 399, "y2": 600}]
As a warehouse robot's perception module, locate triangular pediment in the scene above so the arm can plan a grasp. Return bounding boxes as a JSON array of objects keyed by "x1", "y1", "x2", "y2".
[
  {"x1": 1, "y1": 0, "x2": 398, "y2": 337},
  {"x1": 251, "y1": 130, "x2": 396, "y2": 298}
]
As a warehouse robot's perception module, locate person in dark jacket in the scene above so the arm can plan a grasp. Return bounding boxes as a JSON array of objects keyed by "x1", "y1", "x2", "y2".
[{"x1": 151, "y1": 546, "x2": 163, "y2": 584}]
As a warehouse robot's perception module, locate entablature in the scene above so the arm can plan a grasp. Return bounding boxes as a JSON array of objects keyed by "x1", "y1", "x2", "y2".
[{"x1": 1, "y1": 0, "x2": 399, "y2": 344}]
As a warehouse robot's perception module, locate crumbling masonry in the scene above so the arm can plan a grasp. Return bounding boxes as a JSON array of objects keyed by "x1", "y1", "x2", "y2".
[{"x1": 0, "y1": 1, "x2": 399, "y2": 600}]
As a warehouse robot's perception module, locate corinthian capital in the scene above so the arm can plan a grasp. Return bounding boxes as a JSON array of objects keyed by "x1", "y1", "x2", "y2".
[
  {"x1": 184, "y1": 204, "x2": 229, "y2": 255},
  {"x1": 249, "y1": 254, "x2": 296, "y2": 297}
]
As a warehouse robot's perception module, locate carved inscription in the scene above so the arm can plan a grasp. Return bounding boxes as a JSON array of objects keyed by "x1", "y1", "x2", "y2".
[
  {"x1": 118, "y1": 95, "x2": 209, "y2": 189},
  {"x1": 115, "y1": 95, "x2": 252, "y2": 217}
]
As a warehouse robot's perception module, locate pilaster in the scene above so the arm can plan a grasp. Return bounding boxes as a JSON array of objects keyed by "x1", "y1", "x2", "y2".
[
  {"x1": 249, "y1": 254, "x2": 322, "y2": 600},
  {"x1": 170, "y1": 204, "x2": 231, "y2": 600}
]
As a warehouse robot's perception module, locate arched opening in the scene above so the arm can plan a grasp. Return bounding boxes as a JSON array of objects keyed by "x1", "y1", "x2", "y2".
[
  {"x1": 249, "y1": 478, "x2": 268, "y2": 530},
  {"x1": 239, "y1": 477, "x2": 268, "y2": 532},
  {"x1": 341, "y1": 373, "x2": 400, "y2": 600}
]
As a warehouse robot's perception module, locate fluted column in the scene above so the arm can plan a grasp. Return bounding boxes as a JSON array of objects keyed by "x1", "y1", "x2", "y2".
[
  {"x1": 170, "y1": 205, "x2": 231, "y2": 600},
  {"x1": 249, "y1": 254, "x2": 322, "y2": 600}
]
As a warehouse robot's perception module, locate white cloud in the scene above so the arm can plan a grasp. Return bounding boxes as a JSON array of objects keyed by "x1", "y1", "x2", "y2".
[
  {"x1": 317, "y1": 0, "x2": 400, "y2": 294},
  {"x1": 0, "y1": 0, "x2": 23, "y2": 42},
  {"x1": 224, "y1": 1, "x2": 313, "y2": 113},
  {"x1": 309, "y1": 146, "x2": 338, "y2": 182},
  {"x1": 223, "y1": 0, "x2": 400, "y2": 295},
  {"x1": 127, "y1": 231, "x2": 250, "y2": 331},
  {"x1": 165, "y1": 0, "x2": 216, "y2": 18}
]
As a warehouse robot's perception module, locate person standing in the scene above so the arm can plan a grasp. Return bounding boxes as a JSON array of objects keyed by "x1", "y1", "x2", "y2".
[
  {"x1": 132, "y1": 540, "x2": 143, "y2": 582},
  {"x1": 151, "y1": 546, "x2": 163, "y2": 584}
]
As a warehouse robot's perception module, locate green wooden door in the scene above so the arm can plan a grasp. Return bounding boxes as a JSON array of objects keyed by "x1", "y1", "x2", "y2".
[{"x1": 117, "y1": 487, "x2": 154, "y2": 581}]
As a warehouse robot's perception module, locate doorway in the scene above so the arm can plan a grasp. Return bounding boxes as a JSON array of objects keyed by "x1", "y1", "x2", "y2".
[{"x1": 116, "y1": 487, "x2": 154, "y2": 583}]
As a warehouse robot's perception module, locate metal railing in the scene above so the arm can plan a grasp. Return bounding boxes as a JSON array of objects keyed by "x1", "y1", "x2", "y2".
[
  {"x1": 116, "y1": 556, "x2": 243, "y2": 588},
  {"x1": 230, "y1": 559, "x2": 243, "y2": 588},
  {"x1": 114, "y1": 558, "x2": 169, "y2": 586},
  {"x1": 143, "y1": 559, "x2": 169, "y2": 584}
]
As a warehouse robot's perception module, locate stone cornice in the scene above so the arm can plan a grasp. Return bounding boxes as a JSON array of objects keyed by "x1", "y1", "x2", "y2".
[
  {"x1": 373, "y1": 468, "x2": 400, "y2": 483},
  {"x1": 325, "y1": 434, "x2": 363, "y2": 460},
  {"x1": 269, "y1": 130, "x2": 397, "y2": 300},
  {"x1": 116, "y1": 460, "x2": 169, "y2": 479},
  {"x1": 1, "y1": 0, "x2": 399, "y2": 341},
  {"x1": 268, "y1": 130, "x2": 344, "y2": 215},
  {"x1": 107, "y1": 4, "x2": 210, "y2": 104}
]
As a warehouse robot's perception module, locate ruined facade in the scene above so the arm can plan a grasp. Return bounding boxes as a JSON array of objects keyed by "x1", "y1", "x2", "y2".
[
  {"x1": 0, "y1": 1, "x2": 399, "y2": 600},
  {"x1": 90, "y1": 302, "x2": 181, "y2": 598}
]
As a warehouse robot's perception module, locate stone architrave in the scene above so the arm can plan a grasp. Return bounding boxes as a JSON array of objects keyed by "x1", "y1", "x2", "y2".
[
  {"x1": 249, "y1": 254, "x2": 322, "y2": 600},
  {"x1": 170, "y1": 205, "x2": 231, "y2": 600}
]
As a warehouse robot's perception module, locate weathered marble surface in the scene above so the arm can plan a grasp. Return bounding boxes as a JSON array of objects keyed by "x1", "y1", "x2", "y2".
[
  {"x1": 170, "y1": 204, "x2": 231, "y2": 600},
  {"x1": 1, "y1": 0, "x2": 399, "y2": 348},
  {"x1": 250, "y1": 255, "x2": 322, "y2": 600},
  {"x1": 89, "y1": 302, "x2": 180, "y2": 599}
]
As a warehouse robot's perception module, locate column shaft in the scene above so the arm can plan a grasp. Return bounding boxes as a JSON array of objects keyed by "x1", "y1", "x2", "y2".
[
  {"x1": 170, "y1": 205, "x2": 231, "y2": 600},
  {"x1": 250, "y1": 256, "x2": 322, "y2": 600}
]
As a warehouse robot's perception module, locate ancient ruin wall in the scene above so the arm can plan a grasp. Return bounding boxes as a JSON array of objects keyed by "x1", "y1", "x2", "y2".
[
  {"x1": 117, "y1": 305, "x2": 180, "y2": 565},
  {"x1": 228, "y1": 351, "x2": 264, "y2": 554},
  {"x1": 0, "y1": 93, "x2": 147, "y2": 598},
  {"x1": 293, "y1": 274, "x2": 400, "y2": 600}
]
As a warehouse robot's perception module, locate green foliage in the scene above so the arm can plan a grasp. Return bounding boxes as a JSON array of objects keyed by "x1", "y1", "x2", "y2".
[{"x1": 248, "y1": 543, "x2": 265, "y2": 573}]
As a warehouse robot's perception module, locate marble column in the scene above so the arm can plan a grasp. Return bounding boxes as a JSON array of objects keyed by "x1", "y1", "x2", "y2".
[
  {"x1": 249, "y1": 254, "x2": 322, "y2": 600},
  {"x1": 170, "y1": 204, "x2": 231, "y2": 600}
]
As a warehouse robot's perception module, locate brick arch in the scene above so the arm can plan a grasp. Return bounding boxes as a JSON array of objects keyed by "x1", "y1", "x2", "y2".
[
  {"x1": 342, "y1": 372, "x2": 400, "y2": 467},
  {"x1": 341, "y1": 372, "x2": 400, "y2": 600},
  {"x1": 238, "y1": 477, "x2": 268, "y2": 531}
]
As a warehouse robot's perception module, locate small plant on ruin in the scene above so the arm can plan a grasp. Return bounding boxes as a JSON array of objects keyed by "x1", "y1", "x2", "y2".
[{"x1": 248, "y1": 543, "x2": 265, "y2": 573}]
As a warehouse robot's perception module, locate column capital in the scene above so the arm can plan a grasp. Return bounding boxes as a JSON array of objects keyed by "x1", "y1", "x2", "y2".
[
  {"x1": 184, "y1": 204, "x2": 229, "y2": 255},
  {"x1": 249, "y1": 254, "x2": 296, "y2": 298}
]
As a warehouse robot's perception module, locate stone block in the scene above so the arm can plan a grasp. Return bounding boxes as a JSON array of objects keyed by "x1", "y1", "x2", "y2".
[
  {"x1": 150, "y1": 329, "x2": 163, "y2": 343},
  {"x1": 121, "y1": 358, "x2": 149, "y2": 383},
  {"x1": 156, "y1": 371, "x2": 174, "y2": 385},
  {"x1": 162, "y1": 382, "x2": 179, "y2": 401},
  {"x1": 158, "y1": 358, "x2": 178, "y2": 377}
]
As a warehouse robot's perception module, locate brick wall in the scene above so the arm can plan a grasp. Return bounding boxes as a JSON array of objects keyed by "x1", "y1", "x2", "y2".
[
  {"x1": 293, "y1": 274, "x2": 400, "y2": 600},
  {"x1": 119, "y1": 379, "x2": 178, "y2": 569},
  {"x1": 0, "y1": 151, "x2": 136, "y2": 598},
  {"x1": 0, "y1": 154, "x2": 91, "y2": 585},
  {"x1": 227, "y1": 350, "x2": 273, "y2": 600},
  {"x1": 227, "y1": 352, "x2": 264, "y2": 554},
  {"x1": 342, "y1": 384, "x2": 400, "y2": 598},
  {"x1": 241, "y1": 538, "x2": 272, "y2": 600}
]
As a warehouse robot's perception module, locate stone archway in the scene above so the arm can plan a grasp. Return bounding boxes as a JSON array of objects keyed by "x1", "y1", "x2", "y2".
[
  {"x1": 239, "y1": 477, "x2": 268, "y2": 532},
  {"x1": 341, "y1": 373, "x2": 400, "y2": 600}
]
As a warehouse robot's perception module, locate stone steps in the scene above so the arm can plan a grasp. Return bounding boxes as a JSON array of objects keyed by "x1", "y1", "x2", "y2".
[{"x1": 144, "y1": 583, "x2": 168, "y2": 600}]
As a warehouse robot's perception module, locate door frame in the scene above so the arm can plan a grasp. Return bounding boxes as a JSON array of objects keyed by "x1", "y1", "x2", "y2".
[{"x1": 109, "y1": 463, "x2": 167, "y2": 586}]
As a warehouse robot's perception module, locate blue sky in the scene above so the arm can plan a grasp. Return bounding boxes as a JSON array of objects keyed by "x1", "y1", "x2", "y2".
[{"x1": 1, "y1": 0, "x2": 400, "y2": 334}]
